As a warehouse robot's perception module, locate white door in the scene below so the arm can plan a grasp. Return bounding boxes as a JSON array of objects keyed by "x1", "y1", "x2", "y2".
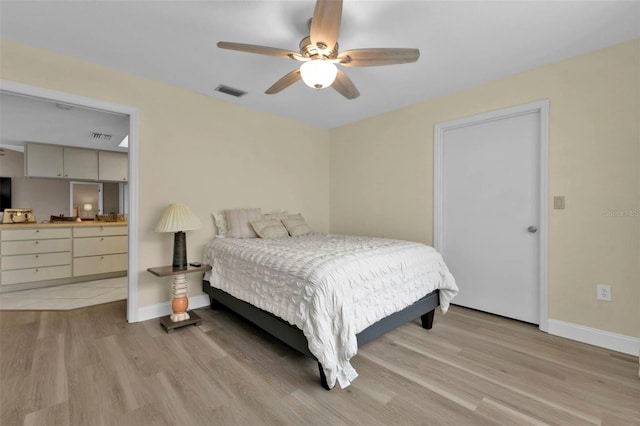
[{"x1": 435, "y1": 102, "x2": 548, "y2": 325}]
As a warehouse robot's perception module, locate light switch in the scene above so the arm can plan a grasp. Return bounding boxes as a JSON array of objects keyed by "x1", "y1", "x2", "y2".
[{"x1": 554, "y1": 196, "x2": 565, "y2": 210}]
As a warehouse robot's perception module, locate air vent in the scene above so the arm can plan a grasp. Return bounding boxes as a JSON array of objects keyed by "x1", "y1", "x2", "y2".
[
  {"x1": 88, "y1": 132, "x2": 113, "y2": 141},
  {"x1": 215, "y1": 84, "x2": 247, "y2": 98}
]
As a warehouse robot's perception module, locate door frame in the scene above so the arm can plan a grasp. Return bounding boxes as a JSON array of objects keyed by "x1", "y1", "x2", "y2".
[
  {"x1": 1, "y1": 79, "x2": 140, "y2": 323},
  {"x1": 433, "y1": 100, "x2": 549, "y2": 332}
]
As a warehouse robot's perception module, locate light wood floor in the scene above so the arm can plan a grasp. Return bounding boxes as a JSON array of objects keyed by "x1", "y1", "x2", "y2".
[{"x1": 1, "y1": 301, "x2": 638, "y2": 426}]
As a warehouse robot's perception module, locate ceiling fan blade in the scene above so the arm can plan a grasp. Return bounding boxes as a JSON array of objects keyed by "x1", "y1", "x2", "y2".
[
  {"x1": 338, "y1": 48, "x2": 420, "y2": 67},
  {"x1": 310, "y1": 0, "x2": 343, "y2": 52},
  {"x1": 332, "y1": 69, "x2": 359, "y2": 100},
  {"x1": 265, "y1": 69, "x2": 302, "y2": 94},
  {"x1": 217, "y1": 41, "x2": 300, "y2": 59}
]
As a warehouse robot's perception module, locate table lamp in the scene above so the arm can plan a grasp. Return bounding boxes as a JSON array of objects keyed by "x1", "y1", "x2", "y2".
[
  {"x1": 83, "y1": 204, "x2": 92, "y2": 218},
  {"x1": 155, "y1": 203, "x2": 202, "y2": 269}
]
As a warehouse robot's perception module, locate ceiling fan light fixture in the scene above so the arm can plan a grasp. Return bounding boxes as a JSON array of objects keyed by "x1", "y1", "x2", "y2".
[{"x1": 300, "y1": 59, "x2": 337, "y2": 90}]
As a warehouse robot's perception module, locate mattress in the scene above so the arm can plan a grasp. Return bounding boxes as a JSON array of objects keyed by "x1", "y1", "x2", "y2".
[{"x1": 203, "y1": 233, "x2": 458, "y2": 388}]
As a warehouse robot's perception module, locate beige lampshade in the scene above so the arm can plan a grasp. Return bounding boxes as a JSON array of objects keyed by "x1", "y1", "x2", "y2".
[
  {"x1": 83, "y1": 204, "x2": 92, "y2": 211},
  {"x1": 154, "y1": 204, "x2": 202, "y2": 233}
]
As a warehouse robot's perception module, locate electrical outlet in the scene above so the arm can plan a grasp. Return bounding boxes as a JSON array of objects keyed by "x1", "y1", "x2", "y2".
[{"x1": 597, "y1": 284, "x2": 612, "y2": 301}]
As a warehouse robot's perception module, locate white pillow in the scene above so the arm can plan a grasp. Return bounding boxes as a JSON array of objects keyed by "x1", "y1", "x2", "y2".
[
  {"x1": 262, "y1": 210, "x2": 289, "y2": 220},
  {"x1": 282, "y1": 214, "x2": 312, "y2": 237},
  {"x1": 224, "y1": 208, "x2": 262, "y2": 238},
  {"x1": 211, "y1": 211, "x2": 227, "y2": 237},
  {"x1": 250, "y1": 218, "x2": 289, "y2": 239}
]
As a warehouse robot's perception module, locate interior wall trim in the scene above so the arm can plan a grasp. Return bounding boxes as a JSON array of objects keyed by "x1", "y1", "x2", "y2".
[
  {"x1": 0, "y1": 79, "x2": 140, "y2": 322},
  {"x1": 548, "y1": 319, "x2": 640, "y2": 357}
]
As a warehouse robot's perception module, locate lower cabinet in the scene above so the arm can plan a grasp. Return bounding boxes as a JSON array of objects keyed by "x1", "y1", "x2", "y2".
[
  {"x1": 72, "y1": 226, "x2": 128, "y2": 277},
  {"x1": 2, "y1": 265, "x2": 72, "y2": 285},
  {"x1": 0, "y1": 227, "x2": 72, "y2": 288},
  {"x1": 0, "y1": 224, "x2": 128, "y2": 291},
  {"x1": 74, "y1": 253, "x2": 128, "y2": 276}
]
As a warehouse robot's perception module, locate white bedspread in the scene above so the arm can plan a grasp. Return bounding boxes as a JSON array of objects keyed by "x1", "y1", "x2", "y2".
[{"x1": 203, "y1": 233, "x2": 457, "y2": 389}]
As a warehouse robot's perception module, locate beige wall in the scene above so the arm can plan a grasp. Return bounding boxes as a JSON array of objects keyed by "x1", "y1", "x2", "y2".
[
  {"x1": 2, "y1": 37, "x2": 637, "y2": 337},
  {"x1": 330, "y1": 39, "x2": 640, "y2": 337},
  {"x1": 0, "y1": 38, "x2": 331, "y2": 307}
]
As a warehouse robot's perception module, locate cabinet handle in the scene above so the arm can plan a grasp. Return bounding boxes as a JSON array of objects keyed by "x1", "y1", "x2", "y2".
[
  {"x1": 35, "y1": 241, "x2": 39, "y2": 244},
  {"x1": 35, "y1": 269, "x2": 39, "y2": 273},
  {"x1": 101, "y1": 256, "x2": 105, "y2": 260},
  {"x1": 36, "y1": 230, "x2": 40, "y2": 233},
  {"x1": 100, "y1": 238, "x2": 104, "y2": 241},
  {"x1": 35, "y1": 255, "x2": 39, "y2": 258},
  {"x1": 64, "y1": 174, "x2": 68, "y2": 177},
  {"x1": 57, "y1": 173, "x2": 62, "y2": 176}
]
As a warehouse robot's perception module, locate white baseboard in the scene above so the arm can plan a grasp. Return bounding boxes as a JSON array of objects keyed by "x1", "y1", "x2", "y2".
[
  {"x1": 547, "y1": 319, "x2": 640, "y2": 356},
  {"x1": 136, "y1": 294, "x2": 210, "y2": 323}
]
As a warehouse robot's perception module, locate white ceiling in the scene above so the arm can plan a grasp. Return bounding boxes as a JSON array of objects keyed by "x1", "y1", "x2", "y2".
[
  {"x1": 1, "y1": 1, "x2": 639, "y2": 129},
  {"x1": 0, "y1": 92, "x2": 129, "y2": 152}
]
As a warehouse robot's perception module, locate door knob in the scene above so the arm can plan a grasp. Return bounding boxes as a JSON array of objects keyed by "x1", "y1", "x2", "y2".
[{"x1": 528, "y1": 226, "x2": 538, "y2": 233}]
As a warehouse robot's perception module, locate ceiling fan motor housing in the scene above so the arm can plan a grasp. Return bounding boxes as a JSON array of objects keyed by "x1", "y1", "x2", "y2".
[{"x1": 299, "y1": 36, "x2": 338, "y2": 60}]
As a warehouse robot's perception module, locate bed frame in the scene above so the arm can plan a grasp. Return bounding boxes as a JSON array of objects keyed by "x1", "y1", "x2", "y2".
[{"x1": 202, "y1": 279, "x2": 439, "y2": 390}]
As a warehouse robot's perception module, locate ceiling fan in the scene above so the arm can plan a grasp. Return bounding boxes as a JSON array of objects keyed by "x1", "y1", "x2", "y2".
[{"x1": 217, "y1": 0, "x2": 420, "y2": 100}]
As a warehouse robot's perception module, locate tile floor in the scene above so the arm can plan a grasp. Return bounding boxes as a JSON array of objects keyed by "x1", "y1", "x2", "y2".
[{"x1": 0, "y1": 276, "x2": 127, "y2": 310}]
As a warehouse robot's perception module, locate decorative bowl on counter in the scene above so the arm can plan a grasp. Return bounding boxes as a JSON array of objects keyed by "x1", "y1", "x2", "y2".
[
  {"x1": 96, "y1": 213, "x2": 126, "y2": 222},
  {"x1": 49, "y1": 215, "x2": 78, "y2": 222}
]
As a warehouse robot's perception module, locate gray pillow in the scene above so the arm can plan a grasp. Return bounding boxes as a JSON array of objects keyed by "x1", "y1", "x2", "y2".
[
  {"x1": 224, "y1": 208, "x2": 262, "y2": 238},
  {"x1": 282, "y1": 214, "x2": 311, "y2": 237},
  {"x1": 250, "y1": 218, "x2": 289, "y2": 239}
]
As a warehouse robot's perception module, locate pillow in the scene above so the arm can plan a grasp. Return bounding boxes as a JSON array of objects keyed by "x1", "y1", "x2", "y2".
[
  {"x1": 250, "y1": 218, "x2": 289, "y2": 239},
  {"x1": 262, "y1": 210, "x2": 289, "y2": 220},
  {"x1": 224, "y1": 208, "x2": 262, "y2": 238},
  {"x1": 211, "y1": 211, "x2": 227, "y2": 237},
  {"x1": 282, "y1": 214, "x2": 311, "y2": 237}
]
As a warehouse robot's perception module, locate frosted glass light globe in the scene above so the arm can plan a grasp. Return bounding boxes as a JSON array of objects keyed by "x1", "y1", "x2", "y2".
[{"x1": 300, "y1": 60, "x2": 338, "y2": 89}]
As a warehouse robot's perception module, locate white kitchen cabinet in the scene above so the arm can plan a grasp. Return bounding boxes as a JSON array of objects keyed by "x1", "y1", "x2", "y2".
[
  {"x1": 0, "y1": 223, "x2": 128, "y2": 291},
  {"x1": 72, "y1": 225, "x2": 128, "y2": 276},
  {"x1": 63, "y1": 147, "x2": 99, "y2": 180},
  {"x1": 25, "y1": 143, "x2": 64, "y2": 178},
  {"x1": 0, "y1": 226, "x2": 72, "y2": 287},
  {"x1": 25, "y1": 143, "x2": 98, "y2": 180},
  {"x1": 98, "y1": 151, "x2": 128, "y2": 182}
]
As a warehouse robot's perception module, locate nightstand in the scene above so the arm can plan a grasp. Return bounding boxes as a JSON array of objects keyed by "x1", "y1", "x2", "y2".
[{"x1": 147, "y1": 264, "x2": 212, "y2": 333}]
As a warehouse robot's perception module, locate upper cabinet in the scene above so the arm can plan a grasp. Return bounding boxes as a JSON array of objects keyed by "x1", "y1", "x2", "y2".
[
  {"x1": 62, "y1": 147, "x2": 99, "y2": 180},
  {"x1": 24, "y1": 143, "x2": 127, "y2": 182},
  {"x1": 25, "y1": 143, "x2": 65, "y2": 178},
  {"x1": 98, "y1": 151, "x2": 128, "y2": 182}
]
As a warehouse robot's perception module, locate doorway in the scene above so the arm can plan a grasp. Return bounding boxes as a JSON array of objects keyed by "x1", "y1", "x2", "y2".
[
  {"x1": 0, "y1": 80, "x2": 139, "y2": 322},
  {"x1": 434, "y1": 100, "x2": 549, "y2": 331}
]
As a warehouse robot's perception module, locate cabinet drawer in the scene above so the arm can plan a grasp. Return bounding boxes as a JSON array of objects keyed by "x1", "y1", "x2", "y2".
[
  {"x1": 1, "y1": 252, "x2": 71, "y2": 270},
  {"x1": 73, "y1": 226, "x2": 128, "y2": 238},
  {"x1": 1, "y1": 265, "x2": 71, "y2": 285},
  {"x1": 1, "y1": 227, "x2": 71, "y2": 241},
  {"x1": 73, "y1": 254, "x2": 127, "y2": 276},
  {"x1": 73, "y1": 236, "x2": 128, "y2": 257},
  {"x1": 1, "y1": 239, "x2": 71, "y2": 256}
]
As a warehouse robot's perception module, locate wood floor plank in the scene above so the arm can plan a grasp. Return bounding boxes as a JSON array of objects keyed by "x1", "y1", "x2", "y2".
[
  {"x1": 22, "y1": 401, "x2": 70, "y2": 426},
  {"x1": 1, "y1": 302, "x2": 638, "y2": 425}
]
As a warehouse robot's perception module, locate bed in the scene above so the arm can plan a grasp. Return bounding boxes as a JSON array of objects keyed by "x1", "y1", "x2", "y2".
[{"x1": 202, "y1": 232, "x2": 458, "y2": 390}]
